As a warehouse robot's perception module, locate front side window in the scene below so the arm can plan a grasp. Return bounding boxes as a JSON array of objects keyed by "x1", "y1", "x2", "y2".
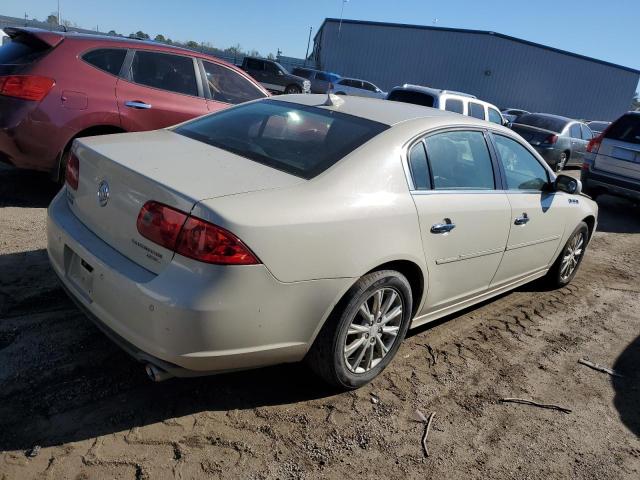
[
  {"x1": 174, "y1": 100, "x2": 389, "y2": 179},
  {"x1": 493, "y1": 134, "x2": 549, "y2": 191},
  {"x1": 408, "y1": 142, "x2": 430, "y2": 190},
  {"x1": 468, "y1": 102, "x2": 485, "y2": 120},
  {"x1": 83, "y1": 48, "x2": 126, "y2": 76},
  {"x1": 292, "y1": 68, "x2": 311, "y2": 79},
  {"x1": 265, "y1": 62, "x2": 283, "y2": 75},
  {"x1": 130, "y1": 51, "x2": 197, "y2": 96},
  {"x1": 246, "y1": 58, "x2": 264, "y2": 71},
  {"x1": 444, "y1": 99, "x2": 464, "y2": 114},
  {"x1": 202, "y1": 61, "x2": 266, "y2": 104},
  {"x1": 488, "y1": 108, "x2": 503, "y2": 125},
  {"x1": 424, "y1": 131, "x2": 495, "y2": 190}
]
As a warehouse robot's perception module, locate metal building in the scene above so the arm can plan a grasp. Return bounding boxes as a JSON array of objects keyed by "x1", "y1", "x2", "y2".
[{"x1": 312, "y1": 18, "x2": 639, "y2": 121}]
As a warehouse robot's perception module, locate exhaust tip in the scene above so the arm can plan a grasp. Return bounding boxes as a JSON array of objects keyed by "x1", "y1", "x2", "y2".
[{"x1": 145, "y1": 363, "x2": 173, "y2": 382}]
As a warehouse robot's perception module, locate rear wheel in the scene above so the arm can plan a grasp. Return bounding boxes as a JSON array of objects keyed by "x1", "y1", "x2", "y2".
[
  {"x1": 284, "y1": 85, "x2": 302, "y2": 94},
  {"x1": 545, "y1": 222, "x2": 589, "y2": 287},
  {"x1": 306, "y1": 270, "x2": 412, "y2": 389}
]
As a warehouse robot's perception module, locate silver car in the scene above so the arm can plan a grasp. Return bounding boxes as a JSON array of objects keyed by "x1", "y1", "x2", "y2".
[
  {"x1": 334, "y1": 77, "x2": 387, "y2": 98},
  {"x1": 47, "y1": 94, "x2": 597, "y2": 389}
]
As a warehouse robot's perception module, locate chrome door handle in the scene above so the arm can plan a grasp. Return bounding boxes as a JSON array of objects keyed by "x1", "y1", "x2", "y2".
[
  {"x1": 430, "y1": 218, "x2": 455, "y2": 234},
  {"x1": 514, "y1": 213, "x2": 530, "y2": 225},
  {"x1": 124, "y1": 100, "x2": 152, "y2": 109}
]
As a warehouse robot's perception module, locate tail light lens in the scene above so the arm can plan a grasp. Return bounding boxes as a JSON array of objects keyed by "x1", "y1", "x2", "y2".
[
  {"x1": 137, "y1": 201, "x2": 259, "y2": 265},
  {"x1": 65, "y1": 153, "x2": 80, "y2": 190},
  {"x1": 543, "y1": 134, "x2": 558, "y2": 145},
  {"x1": 586, "y1": 133, "x2": 604, "y2": 153},
  {"x1": 0, "y1": 75, "x2": 55, "y2": 101}
]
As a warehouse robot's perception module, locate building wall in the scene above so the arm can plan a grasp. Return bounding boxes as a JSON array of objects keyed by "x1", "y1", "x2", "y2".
[{"x1": 315, "y1": 20, "x2": 638, "y2": 121}]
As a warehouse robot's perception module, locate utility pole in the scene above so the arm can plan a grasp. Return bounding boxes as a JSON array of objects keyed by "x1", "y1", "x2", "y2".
[
  {"x1": 57, "y1": 0, "x2": 61, "y2": 26},
  {"x1": 338, "y1": 0, "x2": 348, "y2": 38},
  {"x1": 24, "y1": 12, "x2": 28, "y2": 26},
  {"x1": 304, "y1": 26, "x2": 313, "y2": 67}
]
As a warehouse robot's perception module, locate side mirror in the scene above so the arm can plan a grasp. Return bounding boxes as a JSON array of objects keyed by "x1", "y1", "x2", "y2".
[{"x1": 555, "y1": 174, "x2": 582, "y2": 195}]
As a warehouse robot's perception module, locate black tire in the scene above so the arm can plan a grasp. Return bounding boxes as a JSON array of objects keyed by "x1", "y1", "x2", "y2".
[
  {"x1": 54, "y1": 149, "x2": 71, "y2": 186},
  {"x1": 306, "y1": 270, "x2": 413, "y2": 389},
  {"x1": 545, "y1": 221, "x2": 589, "y2": 288},
  {"x1": 284, "y1": 85, "x2": 302, "y2": 94},
  {"x1": 555, "y1": 151, "x2": 569, "y2": 172}
]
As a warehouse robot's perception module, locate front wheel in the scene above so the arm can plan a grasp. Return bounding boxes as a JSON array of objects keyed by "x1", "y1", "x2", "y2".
[
  {"x1": 545, "y1": 222, "x2": 589, "y2": 287},
  {"x1": 284, "y1": 85, "x2": 302, "y2": 94},
  {"x1": 306, "y1": 270, "x2": 413, "y2": 389}
]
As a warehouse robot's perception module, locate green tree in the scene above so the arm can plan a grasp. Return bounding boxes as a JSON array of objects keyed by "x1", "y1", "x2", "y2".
[
  {"x1": 185, "y1": 40, "x2": 199, "y2": 49},
  {"x1": 266, "y1": 52, "x2": 275, "y2": 60},
  {"x1": 166, "y1": 38, "x2": 173, "y2": 44},
  {"x1": 154, "y1": 34, "x2": 166, "y2": 42},
  {"x1": 134, "y1": 30, "x2": 150, "y2": 39},
  {"x1": 107, "y1": 30, "x2": 118, "y2": 36},
  {"x1": 248, "y1": 49, "x2": 260, "y2": 57},
  {"x1": 46, "y1": 14, "x2": 58, "y2": 26}
]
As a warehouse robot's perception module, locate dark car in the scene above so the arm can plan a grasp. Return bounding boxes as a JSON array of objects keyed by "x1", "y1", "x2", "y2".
[
  {"x1": 290, "y1": 67, "x2": 340, "y2": 93},
  {"x1": 586, "y1": 120, "x2": 611, "y2": 136},
  {"x1": 0, "y1": 27, "x2": 268, "y2": 180},
  {"x1": 241, "y1": 57, "x2": 310, "y2": 94},
  {"x1": 511, "y1": 113, "x2": 593, "y2": 171},
  {"x1": 582, "y1": 112, "x2": 640, "y2": 202}
]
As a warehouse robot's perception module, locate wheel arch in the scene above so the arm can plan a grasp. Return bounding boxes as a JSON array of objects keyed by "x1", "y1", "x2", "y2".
[
  {"x1": 365, "y1": 259, "x2": 426, "y2": 318},
  {"x1": 583, "y1": 214, "x2": 596, "y2": 240}
]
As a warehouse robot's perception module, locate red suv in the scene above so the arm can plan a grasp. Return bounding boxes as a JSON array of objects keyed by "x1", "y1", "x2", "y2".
[{"x1": 0, "y1": 28, "x2": 269, "y2": 181}]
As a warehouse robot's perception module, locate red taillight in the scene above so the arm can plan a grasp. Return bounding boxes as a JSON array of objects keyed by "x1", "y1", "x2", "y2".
[
  {"x1": 136, "y1": 202, "x2": 188, "y2": 251},
  {"x1": 136, "y1": 201, "x2": 259, "y2": 265},
  {"x1": 0, "y1": 75, "x2": 55, "y2": 101},
  {"x1": 176, "y1": 217, "x2": 259, "y2": 265},
  {"x1": 587, "y1": 133, "x2": 604, "y2": 153},
  {"x1": 544, "y1": 134, "x2": 558, "y2": 145},
  {"x1": 65, "y1": 153, "x2": 80, "y2": 190}
]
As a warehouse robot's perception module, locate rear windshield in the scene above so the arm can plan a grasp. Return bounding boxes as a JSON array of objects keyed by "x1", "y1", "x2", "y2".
[
  {"x1": 174, "y1": 99, "x2": 389, "y2": 179},
  {"x1": 0, "y1": 34, "x2": 50, "y2": 65},
  {"x1": 605, "y1": 114, "x2": 640, "y2": 145},
  {"x1": 387, "y1": 90, "x2": 435, "y2": 108},
  {"x1": 515, "y1": 114, "x2": 568, "y2": 133}
]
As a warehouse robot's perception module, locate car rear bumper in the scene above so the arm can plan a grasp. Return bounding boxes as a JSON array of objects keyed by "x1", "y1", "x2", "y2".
[
  {"x1": 47, "y1": 189, "x2": 351, "y2": 375},
  {"x1": 581, "y1": 166, "x2": 640, "y2": 202}
]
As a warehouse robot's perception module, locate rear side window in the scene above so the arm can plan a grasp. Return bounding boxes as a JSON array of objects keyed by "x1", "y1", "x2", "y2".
[
  {"x1": 580, "y1": 124, "x2": 593, "y2": 141},
  {"x1": 424, "y1": 131, "x2": 495, "y2": 190},
  {"x1": 493, "y1": 135, "x2": 548, "y2": 191},
  {"x1": 0, "y1": 35, "x2": 50, "y2": 65},
  {"x1": 174, "y1": 99, "x2": 389, "y2": 179},
  {"x1": 292, "y1": 68, "x2": 311, "y2": 79},
  {"x1": 408, "y1": 142, "x2": 431, "y2": 190},
  {"x1": 468, "y1": 102, "x2": 485, "y2": 120},
  {"x1": 82, "y1": 49, "x2": 126, "y2": 76},
  {"x1": 387, "y1": 90, "x2": 435, "y2": 107},
  {"x1": 245, "y1": 58, "x2": 264, "y2": 71},
  {"x1": 569, "y1": 124, "x2": 581, "y2": 138},
  {"x1": 605, "y1": 114, "x2": 640, "y2": 145},
  {"x1": 488, "y1": 108, "x2": 503, "y2": 125},
  {"x1": 202, "y1": 61, "x2": 266, "y2": 104},
  {"x1": 130, "y1": 51, "x2": 197, "y2": 96},
  {"x1": 362, "y1": 82, "x2": 377, "y2": 92},
  {"x1": 444, "y1": 99, "x2": 464, "y2": 114}
]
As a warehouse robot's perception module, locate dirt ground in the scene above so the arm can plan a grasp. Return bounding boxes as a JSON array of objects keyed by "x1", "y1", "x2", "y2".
[{"x1": 0, "y1": 164, "x2": 639, "y2": 480}]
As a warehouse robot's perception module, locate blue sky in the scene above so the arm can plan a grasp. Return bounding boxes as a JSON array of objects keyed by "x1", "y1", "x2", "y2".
[{"x1": 4, "y1": 0, "x2": 639, "y2": 77}]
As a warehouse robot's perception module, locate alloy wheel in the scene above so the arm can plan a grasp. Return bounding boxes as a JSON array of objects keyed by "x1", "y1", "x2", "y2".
[
  {"x1": 343, "y1": 287, "x2": 403, "y2": 374},
  {"x1": 560, "y1": 230, "x2": 585, "y2": 281}
]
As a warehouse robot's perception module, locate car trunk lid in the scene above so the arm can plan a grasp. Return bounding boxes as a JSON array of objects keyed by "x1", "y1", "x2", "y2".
[
  {"x1": 68, "y1": 129, "x2": 303, "y2": 274},
  {"x1": 511, "y1": 124, "x2": 557, "y2": 145}
]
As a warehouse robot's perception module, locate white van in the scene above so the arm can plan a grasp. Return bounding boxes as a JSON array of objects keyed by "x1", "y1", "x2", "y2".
[{"x1": 387, "y1": 84, "x2": 507, "y2": 126}]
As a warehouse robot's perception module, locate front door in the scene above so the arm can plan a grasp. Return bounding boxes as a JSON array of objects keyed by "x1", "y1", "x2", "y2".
[
  {"x1": 489, "y1": 133, "x2": 568, "y2": 286},
  {"x1": 116, "y1": 49, "x2": 208, "y2": 131},
  {"x1": 409, "y1": 130, "x2": 511, "y2": 314}
]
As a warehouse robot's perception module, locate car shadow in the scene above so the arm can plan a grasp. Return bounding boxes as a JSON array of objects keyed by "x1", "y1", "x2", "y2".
[
  {"x1": 594, "y1": 194, "x2": 640, "y2": 234},
  {"x1": 612, "y1": 335, "x2": 640, "y2": 437},
  {"x1": 0, "y1": 165, "x2": 60, "y2": 208},
  {"x1": 0, "y1": 248, "x2": 336, "y2": 452}
]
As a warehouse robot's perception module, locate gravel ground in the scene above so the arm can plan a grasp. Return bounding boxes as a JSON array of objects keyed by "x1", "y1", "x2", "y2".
[{"x1": 0, "y1": 164, "x2": 639, "y2": 480}]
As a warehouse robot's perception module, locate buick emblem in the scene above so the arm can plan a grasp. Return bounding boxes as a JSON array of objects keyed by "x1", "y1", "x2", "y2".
[{"x1": 97, "y1": 180, "x2": 110, "y2": 207}]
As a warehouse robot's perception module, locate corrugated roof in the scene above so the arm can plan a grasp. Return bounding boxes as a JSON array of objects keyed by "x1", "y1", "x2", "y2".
[{"x1": 316, "y1": 18, "x2": 640, "y2": 75}]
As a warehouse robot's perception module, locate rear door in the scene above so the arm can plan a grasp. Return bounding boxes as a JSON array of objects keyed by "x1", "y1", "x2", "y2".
[
  {"x1": 116, "y1": 49, "x2": 208, "y2": 131},
  {"x1": 489, "y1": 133, "x2": 567, "y2": 285},
  {"x1": 593, "y1": 113, "x2": 640, "y2": 180},
  {"x1": 468, "y1": 102, "x2": 486, "y2": 120},
  {"x1": 409, "y1": 129, "x2": 511, "y2": 313},
  {"x1": 568, "y1": 123, "x2": 587, "y2": 163}
]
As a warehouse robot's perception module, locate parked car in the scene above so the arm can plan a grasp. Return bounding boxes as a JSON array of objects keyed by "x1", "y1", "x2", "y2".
[
  {"x1": 582, "y1": 112, "x2": 640, "y2": 202},
  {"x1": 48, "y1": 94, "x2": 597, "y2": 389},
  {"x1": 586, "y1": 120, "x2": 611, "y2": 136},
  {"x1": 241, "y1": 57, "x2": 310, "y2": 95},
  {"x1": 333, "y1": 77, "x2": 387, "y2": 98},
  {"x1": 387, "y1": 84, "x2": 507, "y2": 126},
  {"x1": 511, "y1": 113, "x2": 593, "y2": 172},
  {"x1": 0, "y1": 27, "x2": 268, "y2": 181},
  {"x1": 501, "y1": 108, "x2": 529, "y2": 124},
  {"x1": 290, "y1": 67, "x2": 340, "y2": 93}
]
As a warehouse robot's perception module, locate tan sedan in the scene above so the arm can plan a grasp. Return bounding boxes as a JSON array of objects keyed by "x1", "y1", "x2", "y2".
[{"x1": 47, "y1": 94, "x2": 597, "y2": 388}]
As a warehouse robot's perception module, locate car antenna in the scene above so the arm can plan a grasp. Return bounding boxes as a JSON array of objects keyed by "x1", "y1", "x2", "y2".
[{"x1": 323, "y1": 82, "x2": 344, "y2": 107}]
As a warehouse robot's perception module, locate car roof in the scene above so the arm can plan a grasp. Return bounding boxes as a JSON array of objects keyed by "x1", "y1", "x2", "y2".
[
  {"x1": 527, "y1": 112, "x2": 576, "y2": 123},
  {"x1": 269, "y1": 94, "x2": 493, "y2": 127}
]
